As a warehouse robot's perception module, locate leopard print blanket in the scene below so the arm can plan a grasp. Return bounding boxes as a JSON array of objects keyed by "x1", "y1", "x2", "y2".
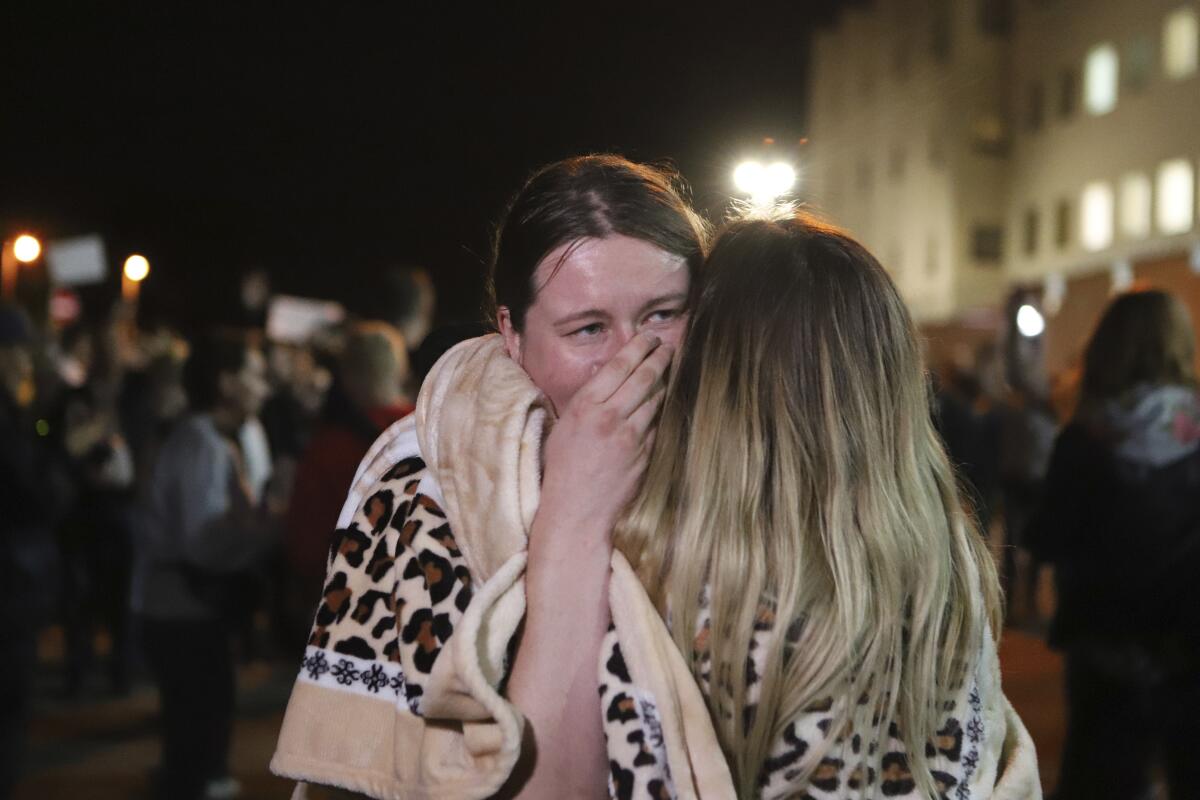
[{"x1": 273, "y1": 335, "x2": 1040, "y2": 800}]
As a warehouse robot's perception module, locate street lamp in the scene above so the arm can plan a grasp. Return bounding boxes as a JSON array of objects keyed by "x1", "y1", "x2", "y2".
[
  {"x1": 122, "y1": 254, "x2": 150, "y2": 304},
  {"x1": 1016, "y1": 304, "x2": 1045, "y2": 338},
  {"x1": 2, "y1": 233, "x2": 42, "y2": 300},
  {"x1": 733, "y1": 160, "x2": 797, "y2": 206},
  {"x1": 13, "y1": 234, "x2": 41, "y2": 263}
]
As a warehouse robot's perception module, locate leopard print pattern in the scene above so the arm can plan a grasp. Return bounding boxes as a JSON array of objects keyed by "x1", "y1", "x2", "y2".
[
  {"x1": 599, "y1": 627, "x2": 675, "y2": 800},
  {"x1": 297, "y1": 455, "x2": 474, "y2": 716},
  {"x1": 601, "y1": 603, "x2": 987, "y2": 800},
  {"x1": 296, "y1": 444, "x2": 987, "y2": 798}
]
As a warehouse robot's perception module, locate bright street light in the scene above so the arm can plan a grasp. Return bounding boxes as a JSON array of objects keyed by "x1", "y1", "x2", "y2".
[
  {"x1": 122, "y1": 254, "x2": 150, "y2": 305},
  {"x1": 733, "y1": 160, "x2": 797, "y2": 204},
  {"x1": 13, "y1": 234, "x2": 41, "y2": 263},
  {"x1": 123, "y1": 254, "x2": 150, "y2": 282},
  {"x1": 1016, "y1": 304, "x2": 1045, "y2": 338},
  {"x1": 733, "y1": 161, "x2": 766, "y2": 195}
]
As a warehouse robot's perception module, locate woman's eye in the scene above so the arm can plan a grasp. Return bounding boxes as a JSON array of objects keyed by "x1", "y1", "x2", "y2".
[
  {"x1": 646, "y1": 308, "x2": 681, "y2": 324},
  {"x1": 571, "y1": 323, "x2": 604, "y2": 338}
]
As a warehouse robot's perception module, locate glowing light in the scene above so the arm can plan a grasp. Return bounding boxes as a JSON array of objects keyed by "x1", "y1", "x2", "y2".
[
  {"x1": 733, "y1": 160, "x2": 797, "y2": 203},
  {"x1": 734, "y1": 161, "x2": 765, "y2": 195},
  {"x1": 1016, "y1": 304, "x2": 1045, "y2": 338},
  {"x1": 1157, "y1": 158, "x2": 1195, "y2": 235},
  {"x1": 765, "y1": 162, "x2": 796, "y2": 197},
  {"x1": 1085, "y1": 43, "x2": 1119, "y2": 116},
  {"x1": 13, "y1": 235, "x2": 41, "y2": 263},
  {"x1": 123, "y1": 254, "x2": 150, "y2": 282},
  {"x1": 1080, "y1": 181, "x2": 1114, "y2": 252}
]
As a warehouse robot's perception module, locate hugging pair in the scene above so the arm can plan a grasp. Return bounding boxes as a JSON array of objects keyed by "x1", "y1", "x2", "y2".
[{"x1": 273, "y1": 155, "x2": 1039, "y2": 800}]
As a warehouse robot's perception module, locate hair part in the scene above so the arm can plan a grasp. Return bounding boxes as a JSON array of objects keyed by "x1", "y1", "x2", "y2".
[{"x1": 614, "y1": 212, "x2": 1001, "y2": 797}]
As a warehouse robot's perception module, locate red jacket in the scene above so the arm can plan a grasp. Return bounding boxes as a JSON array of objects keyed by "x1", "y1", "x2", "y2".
[{"x1": 284, "y1": 403, "x2": 413, "y2": 585}]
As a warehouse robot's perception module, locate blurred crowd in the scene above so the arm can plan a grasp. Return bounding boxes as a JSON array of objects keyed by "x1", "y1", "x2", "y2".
[
  {"x1": 0, "y1": 266, "x2": 485, "y2": 799},
  {"x1": 1, "y1": 269, "x2": 1198, "y2": 800}
]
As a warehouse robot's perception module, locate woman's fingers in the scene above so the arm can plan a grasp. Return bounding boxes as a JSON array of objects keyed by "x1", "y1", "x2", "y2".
[
  {"x1": 609, "y1": 344, "x2": 672, "y2": 419},
  {"x1": 627, "y1": 385, "x2": 666, "y2": 438},
  {"x1": 581, "y1": 332, "x2": 662, "y2": 404}
]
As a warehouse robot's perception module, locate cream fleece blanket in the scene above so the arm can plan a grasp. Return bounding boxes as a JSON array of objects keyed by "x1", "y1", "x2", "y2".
[
  {"x1": 275, "y1": 334, "x2": 1041, "y2": 799},
  {"x1": 413, "y1": 335, "x2": 737, "y2": 798}
]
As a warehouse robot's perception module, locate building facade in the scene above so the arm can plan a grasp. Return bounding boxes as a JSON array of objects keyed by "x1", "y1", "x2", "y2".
[{"x1": 806, "y1": 0, "x2": 1200, "y2": 374}]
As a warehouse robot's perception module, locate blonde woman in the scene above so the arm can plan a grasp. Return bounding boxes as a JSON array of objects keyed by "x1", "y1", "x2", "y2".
[{"x1": 614, "y1": 213, "x2": 1037, "y2": 798}]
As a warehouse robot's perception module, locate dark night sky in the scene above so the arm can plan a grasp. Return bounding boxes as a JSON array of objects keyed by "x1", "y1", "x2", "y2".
[{"x1": 1, "y1": 2, "x2": 852, "y2": 328}]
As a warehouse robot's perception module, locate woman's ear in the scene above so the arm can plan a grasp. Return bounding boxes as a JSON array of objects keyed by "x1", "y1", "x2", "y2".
[{"x1": 497, "y1": 307, "x2": 522, "y2": 364}]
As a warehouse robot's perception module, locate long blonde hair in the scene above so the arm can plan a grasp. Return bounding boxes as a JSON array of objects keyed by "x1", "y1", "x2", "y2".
[{"x1": 614, "y1": 213, "x2": 1002, "y2": 797}]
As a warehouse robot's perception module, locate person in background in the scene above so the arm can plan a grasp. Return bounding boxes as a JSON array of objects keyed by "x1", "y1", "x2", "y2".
[
  {"x1": 933, "y1": 345, "x2": 1003, "y2": 534},
  {"x1": 411, "y1": 321, "x2": 491, "y2": 386},
  {"x1": 359, "y1": 266, "x2": 437, "y2": 355},
  {"x1": 132, "y1": 330, "x2": 278, "y2": 800},
  {"x1": 55, "y1": 315, "x2": 138, "y2": 696},
  {"x1": 997, "y1": 298, "x2": 1059, "y2": 628},
  {"x1": 282, "y1": 321, "x2": 414, "y2": 644},
  {"x1": 260, "y1": 341, "x2": 328, "y2": 469},
  {"x1": 0, "y1": 305, "x2": 68, "y2": 799},
  {"x1": 1028, "y1": 289, "x2": 1200, "y2": 800}
]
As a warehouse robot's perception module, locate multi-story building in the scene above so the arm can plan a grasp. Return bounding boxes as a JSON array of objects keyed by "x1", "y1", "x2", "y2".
[{"x1": 806, "y1": 0, "x2": 1200, "y2": 375}]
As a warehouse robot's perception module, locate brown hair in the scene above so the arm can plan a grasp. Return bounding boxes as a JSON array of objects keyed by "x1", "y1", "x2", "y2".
[
  {"x1": 1081, "y1": 289, "x2": 1196, "y2": 406},
  {"x1": 485, "y1": 154, "x2": 709, "y2": 330}
]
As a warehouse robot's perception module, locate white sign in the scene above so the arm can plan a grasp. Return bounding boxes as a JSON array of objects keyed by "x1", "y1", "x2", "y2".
[
  {"x1": 46, "y1": 235, "x2": 108, "y2": 286},
  {"x1": 266, "y1": 295, "x2": 345, "y2": 344}
]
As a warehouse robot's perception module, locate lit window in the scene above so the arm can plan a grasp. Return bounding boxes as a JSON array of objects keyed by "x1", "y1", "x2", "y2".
[
  {"x1": 1080, "y1": 182, "x2": 1115, "y2": 252},
  {"x1": 1085, "y1": 43, "x2": 1119, "y2": 115},
  {"x1": 1119, "y1": 172, "x2": 1152, "y2": 239},
  {"x1": 1157, "y1": 158, "x2": 1196, "y2": 234},
  {"x1": 1164, "y1": 7, "x2": 1199, "y2": 79}
]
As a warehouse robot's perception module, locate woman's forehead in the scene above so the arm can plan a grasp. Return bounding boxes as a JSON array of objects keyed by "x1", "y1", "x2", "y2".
[{"x1": 532, "y1": 235, "x2": 688, "y2": 310}]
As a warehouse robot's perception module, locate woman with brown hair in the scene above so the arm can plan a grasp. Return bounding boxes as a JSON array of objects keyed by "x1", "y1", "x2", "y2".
[
  {"x1": 272, "y1": 153, "x2": 709, "y2": 799},
  {"x1": 1028, "y1": 290, "x2": 1200, "y2": 799}
]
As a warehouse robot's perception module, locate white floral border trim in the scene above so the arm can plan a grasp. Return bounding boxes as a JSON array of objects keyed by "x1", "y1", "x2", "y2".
[{"x1": 297, "y1": 645, "x2": 422, "y2": 715}]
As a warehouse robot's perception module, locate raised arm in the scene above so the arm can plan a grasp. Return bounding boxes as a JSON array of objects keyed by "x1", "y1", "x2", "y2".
[{"x1": 502, "y1": 332, "x2": 672, "y2": 799}]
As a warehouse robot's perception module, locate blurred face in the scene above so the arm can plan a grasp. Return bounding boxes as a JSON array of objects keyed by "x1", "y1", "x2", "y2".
[
  {"x1": 220, "y1": 348, "x2": 271, "y2": 421},
  {"x1": 498, "y1": 235, "x2": 689, "y2": 413}
]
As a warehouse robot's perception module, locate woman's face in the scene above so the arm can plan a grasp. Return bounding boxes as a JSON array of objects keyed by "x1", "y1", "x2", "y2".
[{"x1": 499, "y1": 234, "x2": 689, "y2": 414}]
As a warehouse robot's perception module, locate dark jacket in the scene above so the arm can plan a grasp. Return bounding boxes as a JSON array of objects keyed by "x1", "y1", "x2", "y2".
[
  {"x1": 1027, "y1": 421, "x2": 1200, "y2": 653},
  {"x1": 0, "y1": 393, "x2": 68, "y2": 630}
]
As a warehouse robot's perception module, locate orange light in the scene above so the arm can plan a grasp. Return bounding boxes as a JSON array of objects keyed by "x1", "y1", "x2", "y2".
[
  {"x1": 13, "y1": 234, "x2": 41, "y2": 263},
  {"x1": 123, "y1": 254, "x2": 150, "y2": 282}
]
